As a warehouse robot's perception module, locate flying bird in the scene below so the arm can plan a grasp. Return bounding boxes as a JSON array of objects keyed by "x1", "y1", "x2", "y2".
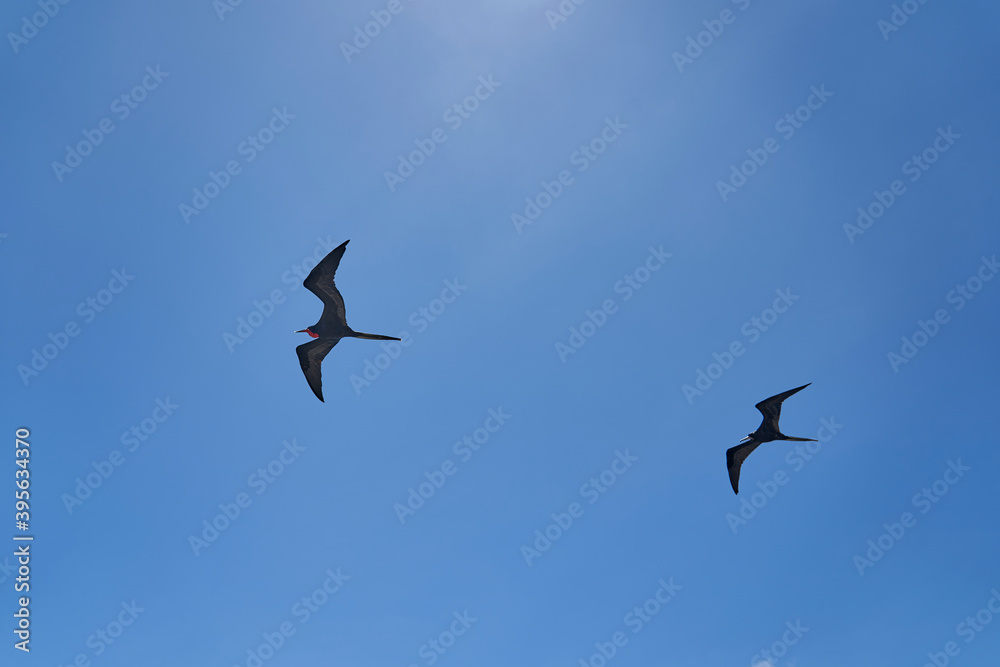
[
  {"x1": 295, "y1": 240, "x2": 400, "y2": 402},
  {"x1": 726, "y1": 383, "x2": 816, "y2": 494}
]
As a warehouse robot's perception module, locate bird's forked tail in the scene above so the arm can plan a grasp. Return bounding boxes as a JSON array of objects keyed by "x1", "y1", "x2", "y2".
[{"x1": 351, "y1": 331, "x2": 402, "y2": 341}]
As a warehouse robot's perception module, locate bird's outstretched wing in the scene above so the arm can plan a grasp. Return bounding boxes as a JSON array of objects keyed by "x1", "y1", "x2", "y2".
[
  {"x1": 726, "y1": 439, "x2": 762, "y2": 494},
  {"x1": 296, "y1": 338, "x2": 338, "y2": 402},
  {"x1": 303, "y1": 240, "x2": 349, "y2": 326},
  {"x1": 755, "y1": 383, "x2": 811, "y2": 432}
]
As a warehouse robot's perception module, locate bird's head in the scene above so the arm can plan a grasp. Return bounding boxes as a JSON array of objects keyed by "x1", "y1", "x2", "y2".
[
  {"x1": 295, "y1": 328, "x2": 319, "y2": 338},
  {"x1": 740, "y1": 434, "x2": 754, "y2": 443}
]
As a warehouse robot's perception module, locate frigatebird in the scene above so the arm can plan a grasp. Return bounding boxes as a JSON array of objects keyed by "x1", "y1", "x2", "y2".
[
  {"x1": 726, "y1": 383, "x2": 816, "y2": 494},
  {"x1": 295, "y1": 240, "x2": 400, "y2": 402}
]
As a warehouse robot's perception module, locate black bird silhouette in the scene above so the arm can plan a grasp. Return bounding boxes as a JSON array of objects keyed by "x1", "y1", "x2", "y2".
[
  {"x1": 726, "y1": 383, "x2": 816, "y2": 494},
  {"x1": 295, "y1": 240, "x2": 400, "y2": 402}
]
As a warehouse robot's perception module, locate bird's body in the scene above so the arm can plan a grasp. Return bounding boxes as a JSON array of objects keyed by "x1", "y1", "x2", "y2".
[
  {"x1": 295, "y1": 240, "x2": 400, "y2": 402},
  {"x1": 725, "y1": 383, "x2": 816, "y2": 494}
]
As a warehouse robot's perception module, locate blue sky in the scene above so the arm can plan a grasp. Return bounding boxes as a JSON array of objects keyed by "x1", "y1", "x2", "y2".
[{"x1": 2, "y1": 0, "x2": 999, "y2": 665}]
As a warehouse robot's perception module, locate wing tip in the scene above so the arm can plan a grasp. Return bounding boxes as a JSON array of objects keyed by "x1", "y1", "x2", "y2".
[{"x1": 726, "y1": 450, "x2": 738, "y2": 494}]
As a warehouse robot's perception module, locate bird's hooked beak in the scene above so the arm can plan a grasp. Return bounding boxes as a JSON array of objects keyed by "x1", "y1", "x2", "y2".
[
  {"x1": 294, "y1": 329, "x2": 307, "y2": 333},
  {"x1": 295, "y1": 329, "x2": 319, "y2": 338},
  {"x1": 739, "y1": 435, "x2": 753, "y2": 443}
]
